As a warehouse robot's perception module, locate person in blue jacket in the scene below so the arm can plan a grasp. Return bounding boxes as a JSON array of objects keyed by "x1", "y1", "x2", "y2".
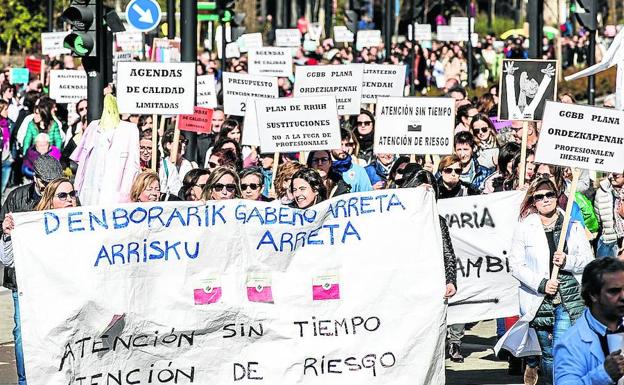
[
  {"x1": 330, "y1": 129, "x2": 372, "y2": 193},
  {"x1": 365, "y1": 153, "x2": 396, "y2": 190}
]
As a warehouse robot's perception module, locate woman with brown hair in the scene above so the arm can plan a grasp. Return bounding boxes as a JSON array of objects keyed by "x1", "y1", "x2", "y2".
[
  {"x1": 436, "y1": 155, "x2": 480, "y2": 199},
  {"x1": 274, "y1": 161, "x2": 304, "y2": 205},
  {"x1": 201, "y1": 166, "x2": 241, "y2": 200},
  {"x1": 130, "y1": 171, "x2": 161, "y2": 203},
  {"x1": 470, "y1": 114, "x2": 499, "y2": 170},
  {"x1": 35, "y1": 177, "x2": 80, "y2": 211}
]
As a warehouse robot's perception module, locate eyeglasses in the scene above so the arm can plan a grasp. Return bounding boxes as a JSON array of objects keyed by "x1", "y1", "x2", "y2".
[
  {"x1": 56, "y1": 190, "x2": 77, "y2": 201},
  {"x1": 356, "y1": 121, "x2": 372, "y2": 127},
  {"x1": 533, "y1": 191, "x2": 557, "y2": 202},
  {"x1": 537, "y1": 173, "x2": 552, "y2": 179},
  {"x1": 213, "y1": 183, "x2": 236, "y2": 193},
  {"x1": 194, "y1": 183, "x2": 206, "y2": 189},
  {"x1": 472, "y1": 127, "x2": 489, "y2": 134},
  {"x1": 208, "y1": 161, "x2": 219, "y2": 168},
  {"x1": 311, "y1": 157, "x2": 330, "y2": 165},
  {"x1": 78, "y1": 107, "x2": 87, "y2": 112},
  {"x1": 241, "y1": 183, "x2": 261, "y2": 190},
  {"x1": 139, "y1": 146, "x2": 151, "y2": 153},
  {"x1": 443, "y1": 167, "x2": 462, "y2": 175}
]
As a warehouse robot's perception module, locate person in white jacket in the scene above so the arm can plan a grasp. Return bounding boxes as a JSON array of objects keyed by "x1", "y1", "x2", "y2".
[{"x1": 496, "y1": 177, "x2": 594, "y2": 385}]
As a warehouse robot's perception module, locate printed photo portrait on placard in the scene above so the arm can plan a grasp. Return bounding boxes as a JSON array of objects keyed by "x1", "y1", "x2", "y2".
[{"x1": 498, "y1": 59, "x2": 558, "y2": 121}]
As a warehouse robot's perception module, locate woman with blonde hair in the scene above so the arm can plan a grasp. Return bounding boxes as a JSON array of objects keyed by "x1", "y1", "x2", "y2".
[
  {"x1": 201, "y1": 166, "x2": 241, "y2": 200},
  {"x1": 35, "y1": 177, "x2": 80, "y2": 210},
  {"x1": 130, "y1": 171, "x2": 161, "y2": 203}
]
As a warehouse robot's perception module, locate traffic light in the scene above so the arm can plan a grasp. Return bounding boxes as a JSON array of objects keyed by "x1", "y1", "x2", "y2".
[
  {"x1": 575, "y1": 0, "x2": 597, "y2": 30},
  {"x1": 62, "y1": 0, "x2": 98, "y2": 57}
]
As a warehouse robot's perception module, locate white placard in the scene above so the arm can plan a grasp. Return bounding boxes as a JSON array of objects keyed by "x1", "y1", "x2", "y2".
[
  {"x1": 12, "y1": 190, "x2": 446, "y2": 385},
  {"x1": 196, "y1": 74, "x2": 218, "y2": 108},
  {"x1": 275, "y1": 29, "x2": 301, "y2": 47},
  {"x1": 48, "y1": 70, "x2": 87, "y2": 104},
  {"x1": 237, "y1": 32, "x2": 263, "y2": 53},
  {"x1": 374, "y1": 97, "x2": 455, "y2": 154},
  {"x1": 441, "y1": 191, "x2": 524, "y2": 325},
  {"x1": 414, "y1": 24, "x2": 432, "y2": 41},
  {"x1": 308, "y1": 22, "x2": 322, "y2": 41},
  {"x1": 334, "y1": 26, "x2": 355, "y2": 43},
  {"x1": 248, "y1": 47, "x2": 293, "y2": 77},
  {"x1": 436, "y1": 26, "x2": 465, "y2": 42},
  {"x1": 255, "y1": 96, "x2": 341, "y2": 152},
  {"x1": 294, "y1": 64, "x2": 364, "y2": 115},
  {"x1": 356, "y1": 30, "x2": 382, "y2": 50},
  {"x1": 115, "y1": 30, "x2": 143, "y2": 52},
  {"x1": 361, "y1": 64, "x2": 406, "y2": 103},
  {"x1": 242, "y1": 97, "x2": 261, "y2": 146},
  {"x1": 535, "y1": 101, "x2": 624, "y2": 173},
  {"x1": 41, "y1": 32, "x2": 70, "y2": 56},
  {"x1": 116, "y1": 62, "x2": 196, "y2": 114},
  {"x1": 222, "y1": 72, "x2": 279, "y2": 116}
]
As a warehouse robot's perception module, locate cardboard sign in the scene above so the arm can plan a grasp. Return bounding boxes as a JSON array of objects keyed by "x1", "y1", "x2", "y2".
[
  {"x1": 356, "y1": 30, "x2": 382, "y2": 50},
  {"x1": 222, "y1": 72, "x2": 278, "y2": 116},
  {"x1": 41, "y1": 32, "x2": 71, "y2": 56},
  {"x1": 255, "y1": 96, "x2": 341, "y2": 152},
  {"x1": 179, "y1": 107, "x2": 214, "y2": 133},
  {"x1": 334, "y1": 26, "x2": 355, "y2": 43},
  {"x1": 498, "y1": 59, "x2": 558, "y2": 121},
  {"x1": 248, "y1": 47, "x2": 293, "y2": 77},
  {"x1": 361, "y1": 64, "x2": 406, "y2": 103},
  {"x1": 115, "y1": 30, "x2": 143, "y2": 52},
  {"x1": 534, "y1": 101, "x2": 624, "y2": 173},
  {"x1": 9, "y1": 68, "x2": 29, "y2": 85},
  {"x1": 241, "y1": 97, "x2": 261, "y2": 146},
  {"x1": 196, "y1": 74, "x2": 218, "y2": 108},
  {"x1": 237, "y1": 32, "x2": 263, "y2": 53},
  {"x1": 275, "y1": 29, "x2": 301, "y2": 47},
  {"x1": 25, "y1": 57, "x2": 42, "y2": 74},
  {"x1": 49, "y1": 70, "x2": 87, "y2": 103},
  {"x1": 12, "y1": 190, "x2": 446, "y2": 385},
  {"x1": 116, "y1": 62, "x2": 196, "y2": 114},
  {"x1": 374, "y1": 97, "x2": 455, "y2": 155},
  {"x1": 294, "y1": 64, "x2": 364, "y2": 115}
]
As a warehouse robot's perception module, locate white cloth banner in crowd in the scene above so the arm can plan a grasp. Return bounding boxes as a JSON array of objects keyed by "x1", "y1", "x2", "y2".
[
  {"x1": 255, "y1": 96, "x2": 341, "y2": 152},
  {"x1": 275, "y1": 29, "x2": 302, "y2": 47},
  {"x1": 49, "y1": 70, "x2": 87, "y2": 104},
  {"x1": 248, "y1": 47, "x2": 293, "y2": 77},
  {"x1": 294, "y1": 64, "x2": 364, "y2": 115},
  {"x1": 12, "y1": 189, "x2": 446, "y2": 385},
  {"x1": 41, "y1": 32, "x2": 71, "y2": 56},
  {"x1": 440, "y1": 191, "x2": 523, "y2": 325},
  {"x1": 196, "y1": 74, "x2": 218, "y2": 108},
  {"x1": 115, "y1": 62, "x2": 195, "y2": 114},
  {"x1": 223, "y1": 72, "x2": 278, "y2": 116},
  {"x1": 535, "y1": 101, "x2": 624, "y2": 173},
  {"x1": 361, "y1": 64, "x2": 406, "y2": 103},
  {"x1": 374, "y1": 97, "x2": 455, "y2": 155}
]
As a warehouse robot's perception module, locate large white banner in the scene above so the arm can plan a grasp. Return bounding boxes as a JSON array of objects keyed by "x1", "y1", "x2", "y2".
[
  {"x1": 116, "y1": 62, "x2": 196, "y2": 114},
  {"x1": 535, "y1": 101, "x2": 624, "y2": 173},
  {"x1": 440, "y1": 191, "x2": 523, "y2": 325},
  {"x1": 255, "y1": 96, "x2": 341, "y2": 152},
  {"x1": 248, "y1": 47, "x2": 293, "y2": 77},
  {"x1": 374, "y1": 97, "x2": 455, "y2": 155},
  {"x1": 361, "y1": 64, "x2": 406, "y2": 104},
  {"x1": 49, "y1": 70, "x2": 87, "y2": 103},
  {"x1": 12, "y1": 190, "x2": 446, "y2": 385},
  {"x1": 294, "y1": 64, "x2": 364, "y2": 115},
  {"x1": 223, "y1": 72, "x2": 279, "y2": 116}
]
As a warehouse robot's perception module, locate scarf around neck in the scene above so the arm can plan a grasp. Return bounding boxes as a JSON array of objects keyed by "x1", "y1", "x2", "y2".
[{"x1": 332, "y1": 154, "x2": 353, "y2": 173}]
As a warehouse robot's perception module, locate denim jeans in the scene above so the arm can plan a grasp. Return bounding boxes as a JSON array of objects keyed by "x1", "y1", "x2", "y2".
[
  {"x1": 596, "y1": 237, "x2": 619, "y2": 258},
  {"x1": 12, "y1": 291, "x2": 27, "y2": 385},
  {"x1": 526, "y1": 304, "x2": 571, "y2": 385},
  {"x1": 1, "y1": 157, "x2": 13, "y2": 193}
]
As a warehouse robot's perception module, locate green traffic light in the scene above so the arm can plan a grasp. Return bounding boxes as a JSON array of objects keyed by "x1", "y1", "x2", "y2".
[
  {"x1": 570, "y1": 3, "x2": 576, "y2": 11},
  {"x1": 63, "y1": 33, "x2": 94, "y2": 57}
]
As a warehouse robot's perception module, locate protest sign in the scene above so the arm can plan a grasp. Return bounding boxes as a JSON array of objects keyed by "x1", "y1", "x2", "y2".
[
  {"x1": 237, "y1": 32, "x2": 263, "y2": 53},
  {"x1": 41, "y1": 32, "x2": 71, "y2": 56},
  {"x1": 275, "y1": 29, "x2": 301, "y2": 47},
  {"x1": 308, "y1": 23, "x2": 323, "y2": 41},
  {"x1": 25, "y1": 57, "x2": 42, "y2": 74},
  {"x1": 356, "y1": 30, "x2": 382, "y2": 50},
  {"x1": 112, "y1": 52, "x2": 133, "y2": 82},
  {"x1": 115, "y1": 30, "x2": 144, "y2": 52},
  {"x1": 413, "y1": 24, "x2": 432, "y2": 41},
  {"x1": 242, "y1": 97, "x2": 261, "y2": 146},
  {"x1": 49, "y1": 70, "x2": 88, "y2": 103},
  {"x1": 248, "y1": 47, "x2": 293, "y2": 77},
  {"x1": 294, "y1": 64, "x2": 364, "y2": 115},
  {"x1": 534, "y1": 101, "x2": 624, "y2": 173},
  {"x1": 9, "y1": 68, "x2": 29, "y2": 85},
  {"x1": 116, "y1": 62, "x2": 195, "y2": 114},
  {"x1": 436, "y1": 26, "x2": 464, "y2": 42},
  {"x1": 179, "y1": 107, "x2": 214, "y2": 133},
  {"x1": 255, "y1": 96, "x2": 341, "y2": 152},
  {"x1": 334, "y1": 26, "x2": 355, "y2": 43},
  {"x1": 439, "y1": 191, "x2": 523, "y2": 325},
  {"x1": 196, "y1": 74, "x2": 218, "y2": 108},
  {"x1": 222, "y1": 72, "x2": 278, "y2": 116},
  {"x1": 361, "y1": 64, "x2": 406, "y2": 103},
  {"x1": 498, "y1": 59, "x2": 558, "y2": 121},
  {"x1": 13, "y1": 189, "x2": 446, "y2": 385},
  {"x1": 374, "y1": 97, "x2": 455, "y2": 154},
  {"x1": 151, "y1": 38, "x2": 181, "y2": 62}
]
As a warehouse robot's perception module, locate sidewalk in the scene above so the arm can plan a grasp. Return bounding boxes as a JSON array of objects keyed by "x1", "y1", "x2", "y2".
[{"x1": 0, "y1": 287, "x2": 17, "y2": 385}]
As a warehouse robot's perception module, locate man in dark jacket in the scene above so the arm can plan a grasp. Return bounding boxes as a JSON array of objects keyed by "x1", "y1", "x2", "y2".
[
  {"x1": 454, "y1": 131, "x2": 493, "y2": 192},
  {"x1": 1, "y1": 154, "x2": 62, "y2": 385}
]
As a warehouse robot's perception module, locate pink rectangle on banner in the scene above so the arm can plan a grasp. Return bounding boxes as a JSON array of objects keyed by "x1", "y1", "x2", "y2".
[
  {"x1": 193, "y1": 287, "x2": 222, "y2": 305},
  {"x1": 247, "y1": 286, "x2": 274, "y2": 303},
  {"x1": 312, "y1": 284, "x2": 340, "y2": 301}
]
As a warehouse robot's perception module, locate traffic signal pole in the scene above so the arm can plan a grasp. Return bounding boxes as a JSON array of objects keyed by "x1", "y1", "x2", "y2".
[
  {"x1": 84, "y1": 0, "x2": 104, "y2": 122},
  {"x1": 48, "y1": 0, "x2": 54, "y2": 31},
  {"x1": 167, "y1": 0, "x2": 176, "y2": 39},
  {"x1": 180, "y1": 0, "x2": 198, "y2": 162},
  {"x1": 587, "y1": 30, "x2": 596, "y2": 104}
]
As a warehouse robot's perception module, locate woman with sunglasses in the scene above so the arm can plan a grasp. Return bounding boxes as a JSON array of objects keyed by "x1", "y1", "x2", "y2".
[
  {"x1": 504, "y1": 177, "x2": 593, "y2": 385},
  {"x1": 307, "y1": 150, "x2": 351, "y2": 198},
  {"x1": 352, "y1": 109, "x2": 375, "y2": 164},
  {"x1": 239, "y1": 168, "x2": 270, "y2": 201},
  {"x1": 470, "y1": 114, "x2": 499, "y2": 170},
  {"x1": 201, "y1": 166, "x2": 241, "y2": 200},
  {"x1": 290, "y1": 167, "x2": 327, "y2": 210},
  {"x1": 436, "y1": 155, "x2": 480, "y2": 199}
]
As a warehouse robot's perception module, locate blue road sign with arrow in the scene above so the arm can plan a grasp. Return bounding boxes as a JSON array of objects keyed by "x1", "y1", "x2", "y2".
[{"x1": 126, "y1": 0, "x2": 161, "y2": 32}]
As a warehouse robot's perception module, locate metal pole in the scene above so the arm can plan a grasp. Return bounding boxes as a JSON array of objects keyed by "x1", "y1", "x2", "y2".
[
  {"x1": 167, "y1": 0, "x2": 176, "y2": 39},
  {"x1": 528, "y1": 0, "x2": 543, "y2": 58},
  {"x1": 84, "y1": 0, "x2": 104, "y2": 123},
  {"x1": 180, "y1": 0, "x2": 198, "y2": 162},
  {"x1": 385, "y1": 0, "x2": 392, "y2": 58},
  {"x1": 324, "y1": 0, "x2": 332, "y2": 38},
  {"x1": 47, "y1": 0, "x2": 54, "y2": 32},
  {"x1": 466, "y1": 0, "x2": 473, "y2": 89},
  {"x1": 587, "y1": 30, "x2": 596, "y2": 105},
  {"x1": 409, "y1": 0, "x2": 415, "y2": 95}
]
